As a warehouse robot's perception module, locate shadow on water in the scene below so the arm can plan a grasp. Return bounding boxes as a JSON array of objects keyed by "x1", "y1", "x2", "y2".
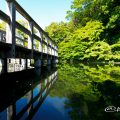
[{"x1": 0, "y1": 66, "x2": 57, "y2": 120}]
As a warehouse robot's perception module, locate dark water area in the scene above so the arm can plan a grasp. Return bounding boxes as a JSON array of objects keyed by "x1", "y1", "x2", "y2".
[{"x1": 0, "y1": 63, "x2": 120, "y2": 120}]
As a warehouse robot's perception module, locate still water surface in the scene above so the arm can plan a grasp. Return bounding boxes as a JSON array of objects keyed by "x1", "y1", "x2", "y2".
[{"x1": 0, "y1": 63, "x2": 120, "y2": 120}]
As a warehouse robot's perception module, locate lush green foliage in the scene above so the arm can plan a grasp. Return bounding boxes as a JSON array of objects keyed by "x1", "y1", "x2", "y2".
[
  {"x1": 45, "y1": 0, "x2": 120, "y2": 62},
  {"x1": 45, "y1": 22, "x2": 73, "y2": 44}
]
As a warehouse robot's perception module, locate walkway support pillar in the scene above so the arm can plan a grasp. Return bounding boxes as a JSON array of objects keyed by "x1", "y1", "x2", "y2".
[
  {"x1": 28, "y1": 22, "x2": 33, "y2": 58},
  {"x1": 6, "y1": 0, "x2": 16, "y2": 58},
  {"x1": 3, "y1": 58, "x2": 8, "y2": 73},
  {"x1": 27, "y1": 90, "x2": 33, "y2": 114},
  {"x1": 25, "y1": 59, "x2": 28, "y2": 69},
  {"x1": 52, "y1": 57, "x2": 57, "y2": 67},
  {"x1": 34, "y1": 59, "x2": 41, "y2": 75},
  {"x1": 47, "y1": 59, "x2": 51, "y2": 65},
  {"x1": 47, "y1": 58, "x2": 51, "y2": 71}
]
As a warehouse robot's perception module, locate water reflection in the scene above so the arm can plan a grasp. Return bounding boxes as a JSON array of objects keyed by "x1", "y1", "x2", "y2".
[
  {"x1": 50, "y1": 63, "x2": 120, "y2": 120},
  {"x1": 0, "y1": 63, "x2": 120, "y2": 120},
  {"x1": 0, "y1": 68, "x2": 57, "y2": 120}
]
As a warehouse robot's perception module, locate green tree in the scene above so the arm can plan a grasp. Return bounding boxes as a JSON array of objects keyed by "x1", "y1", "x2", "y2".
[
  {"x1": 45, "y1": 22, "x2": 73, "y2": 44},
  {"x1": 46, "y1": 0, "x2": 120, "y2": 62},
  {"x1": 59, "y1": 21, "x2": 105, "y2": 61}
]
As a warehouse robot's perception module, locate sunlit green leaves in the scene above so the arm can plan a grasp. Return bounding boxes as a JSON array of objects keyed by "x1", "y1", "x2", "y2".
[
  {"x1": 45, "y1": 22, "x2": 73, "y2": 44},
  {"x1": 45, "y1": 0, "x2": 120, "y2": 62},
  {"x1": 84, "y1": 41, "x2": 111, "y2": 60},
  {"x1": 74, "y1": 21, "x2": 104, "y2": 41}
]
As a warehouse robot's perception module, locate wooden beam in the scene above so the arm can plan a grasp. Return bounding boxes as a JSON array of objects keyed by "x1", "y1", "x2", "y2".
[
  {"x1": 42, "y1": 40, "x2": 47, "y2": 46},
  {"x1": 6, "y1": 0, "x2": 15, "y2": 2},
  {"x1": 15, "y1": 1, "x2": 32, "y2": 21},
  {"x1": 6, "y1": 1, "x2": 16, "y2": 57},
  {"x1": 16, "y1": 36, "x2": 27, "y2": 42},
  {"x1": 33, "y1": 22, "x2": 44, "y2": 34},
  {"x1": 16, "y1": 22, "x2": 31, "y2": 36},
  {"x1": 48, "y1": 44, "x2": 52, "y2": 49},
  {"x1": 28, "y1": 22, "x2": 33, "y2": 58},
  {"x1": 0, "y1": 10, "x2": 11, "y2": 24},
  {"x1": 33, "y1": 21, "x2": 57, "y2": 48},
  {"x1": 15, "y1": 0, "x2": 58, "y2": 49},
  {"x1": 3, "y1": 0, "x2": 58, "y2": 59},
  {"x1": 33, "y1": 34, "x2": 41, "y2": 42}
]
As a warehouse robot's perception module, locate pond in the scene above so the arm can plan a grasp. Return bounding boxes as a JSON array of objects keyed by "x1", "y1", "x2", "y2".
[{"x1": 0, "y1": 63, "x2": 120, "y2": 120}]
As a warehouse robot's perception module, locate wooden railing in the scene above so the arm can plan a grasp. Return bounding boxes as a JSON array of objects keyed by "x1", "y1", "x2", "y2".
[
  {"x1": 0, "y1": 30, "x2": 6, "y2": 42},
  {"x1": 0, "y1": 0, "x2": 58, "y2": 58}
]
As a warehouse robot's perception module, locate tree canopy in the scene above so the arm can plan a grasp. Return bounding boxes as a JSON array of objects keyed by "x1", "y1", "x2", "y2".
[{"x1": 45, "y1": 0, "x2": 120, "y2": 62}]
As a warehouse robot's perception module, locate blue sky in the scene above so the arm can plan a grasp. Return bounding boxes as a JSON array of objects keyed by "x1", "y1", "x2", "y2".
[{"x1": 0, "y1": 0, "x2": 72, "y2": 29}]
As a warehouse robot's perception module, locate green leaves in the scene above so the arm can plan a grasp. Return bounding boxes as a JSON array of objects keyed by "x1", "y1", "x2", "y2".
[
  {"x1": 45, "y1": 22, "x2": 72, "y2": 44},
  {"x1": 58, "y1": 21, "x2": 105, "y2": 60},
  {"x1": 84, "y1": 41, "x2": 111, "y2": 60},
  {"x1": 45, "y1": 0, "x2": 120, "y2": 62},
  {"x1": 74, "y1": 21, "x2": 104, "y2": 41}
]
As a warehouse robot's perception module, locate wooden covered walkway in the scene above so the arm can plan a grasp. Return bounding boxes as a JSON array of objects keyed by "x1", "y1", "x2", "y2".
[{"x1": 0, "y1": 0, "x2": 58, "y2": 73}]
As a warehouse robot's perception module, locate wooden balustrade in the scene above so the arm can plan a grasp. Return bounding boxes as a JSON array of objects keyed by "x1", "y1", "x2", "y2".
[{"x1": 0, "y1": 0, "x2": 58, "y2": 59}]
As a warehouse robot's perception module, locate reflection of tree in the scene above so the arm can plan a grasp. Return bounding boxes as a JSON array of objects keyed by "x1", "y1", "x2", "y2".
[
  {"x1": 82, "y1": 64, "x2": 120, "y2": 82},
  {"x1": 50, "y1": 63, "x2": 120, "y2": 120},
  {"x1": 92, "y1": 80, "x2": 120, "y2": 107}
]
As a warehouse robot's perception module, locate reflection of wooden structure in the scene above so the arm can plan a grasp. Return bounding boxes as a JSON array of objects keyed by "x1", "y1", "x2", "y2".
[
  {"x1": 0, "y1": 69, "x2": 57, "y2": 120},
  {"x1": 0, "y1": 0, "x2": 58, "y2": 73}
]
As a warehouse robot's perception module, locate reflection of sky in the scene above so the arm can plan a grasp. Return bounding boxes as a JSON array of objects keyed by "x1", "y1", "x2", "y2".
[
  {"x1": 16, "y1": 97, "x2": 28, "y2": 115},
  {"x1": 0, "y1": 109, "x2": 7, "y2": 120},
  {"x1": 0, "y1": 71, "x2": 58, "y2": 119},
  {"x1": 16, "y1": 96, "x2": 29, "y2": 120},
  {"x1": 33, "y1": 99, "x2": 39, "y2": 109},
  {"x1": 33, "y1": 86, "x2": 39, "y2": 98},
  {"x1": 32, "y1": 95, "x2": 72, "y2": 120}
]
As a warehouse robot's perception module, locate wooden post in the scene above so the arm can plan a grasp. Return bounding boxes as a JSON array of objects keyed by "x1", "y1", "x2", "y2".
[
  {"x1": 6, "y1": 0, "x2": 16, "y2": 58},
  {"x1": 28, "y1": 22, "x2": 33, "y2": 58},
  {"x1": 34, "y1": 59, "x2": 41, "y2": 68},
  {"x1": 40, "y1": 32, "x2": 43, "y2": 53},
  {"x1": 25, "y1": 59, "x2": 28, "y2": 69},
  {"x1": 7, "y1": 103, "x2": 16, "y2": 120},
  {"x1": 46, "y1": 36, "x2": 48, "y2": 56},
  {"x1": 46, "y1": 36, "x2": 50, "y2": 66},
  {"x1": 56, "y1": 46, "x2": 58, "y2": 57},
  {"x1": 50, "y1": 41, "x2": 52, "y2": 56},
  {"x1": 55, "y1": 46, "x2": 57, "y2": 56},
  {"x1": 52, "y1": 56, "x2": 56, "y2": 68},
  {"x1": 51, "y1": 41, "x2": 53, "y2": 56},
  {"x1": 38, "y1": 41, "x2": 41, "y2": 52},
  {"x1": 3, "y1": 58, "x2": 8, "y2": 73},
  {"x1": 40, "y1": 31, "x2": 43, "y2": 64},
  {"x1": 27, "y1": 90, "x2": 33, "y2": 114},
  {"x1": 54, "y1": 46, "x2": 56, "y2": 56},
  {"x1": 38, "y1": 31, "x2": 43, "y2": 61},
  {"x1": 47, "y1": 59, "x2": 51, "y2": 65},
  {"x1": 34, "y1": 59, "x2": 41, "y2": 75},
  {"x1": 38, "y1": 83, "x2": 42, "y2": 93}
]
